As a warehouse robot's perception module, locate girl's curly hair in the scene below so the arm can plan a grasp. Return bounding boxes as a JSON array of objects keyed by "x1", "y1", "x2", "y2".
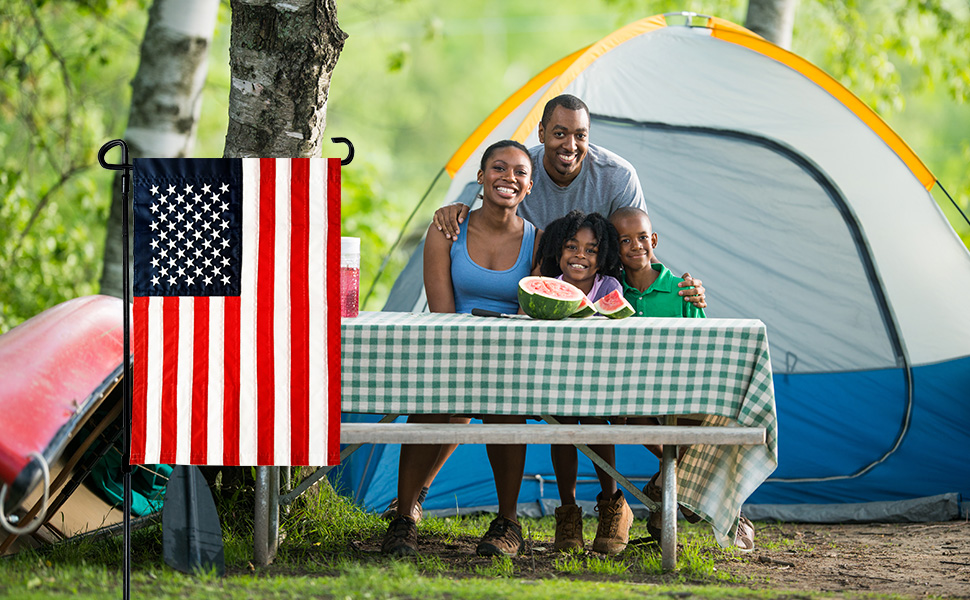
[{"x1": 534, "y1": 210, "x2": 622, "y2": 280}]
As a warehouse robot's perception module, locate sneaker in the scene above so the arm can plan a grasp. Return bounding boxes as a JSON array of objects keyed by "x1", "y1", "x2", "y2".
[
  {"x1": 591, "y1": 490, "x2": 633, "y2": 555},
  {"x1": 553, "y1": 504, "x2": 584, "y2": 552},
  {"x1": 476, "y1": 516, "x2": 524, "y2": 557},
  {"x1": 381, "y1": 514, "x2": 418, "y2": 556},
  {"x1": 734, "y1": 513, "x2": 755, "y2": 552},
  {"x1": 380, "y1": 487, "x2": 427, "y2": 523}
]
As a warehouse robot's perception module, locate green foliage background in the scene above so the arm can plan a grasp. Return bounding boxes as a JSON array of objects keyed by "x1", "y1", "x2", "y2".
[{"x1": 1, "y1": 0, "x2": 968, "y2": 331}]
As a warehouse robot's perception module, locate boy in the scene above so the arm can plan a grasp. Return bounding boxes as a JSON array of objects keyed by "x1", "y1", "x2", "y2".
[
  {"x1": 610, "y1": 206, "x2": 704, "y2": 319},
  {"x1": 609, "y1": 207, "x2": 754, "y2": 551}
]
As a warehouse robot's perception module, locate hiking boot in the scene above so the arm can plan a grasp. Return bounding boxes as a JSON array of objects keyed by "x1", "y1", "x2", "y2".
[
  {"x1": 553, "y1": 504, "x2": 584, "y2": 552},
  {"x1": 476, "y1": 516, "x2": 524, "y2": 557},
  {"x1": 647, "y1": 509, "x2": 662, "y2": 543},
  {"x1": 592, "y1": 490, "x2": 633, "y2": 555},
  {"x1": 381, "y1": 514, "x2": 418, "y2": 556},
  {"x1": 645, "y1": 471, "x2": 702, "y2": 523},
  {"x1": 734, "y1": 513, "x2": 755, "y2": 552}
]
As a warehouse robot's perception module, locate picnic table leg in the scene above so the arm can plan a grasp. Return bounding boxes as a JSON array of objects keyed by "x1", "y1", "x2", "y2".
[
  {"x1": 254, "y1": 466, "x2": 279, "y2": 566},
  {"x1": 661, "y1": 438, "x2": 678, "y2": 571}
]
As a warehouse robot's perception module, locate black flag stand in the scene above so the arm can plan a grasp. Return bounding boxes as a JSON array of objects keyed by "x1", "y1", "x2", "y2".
[{"x1": 98, "y1": 140, "x2": 133, "y2": 600}]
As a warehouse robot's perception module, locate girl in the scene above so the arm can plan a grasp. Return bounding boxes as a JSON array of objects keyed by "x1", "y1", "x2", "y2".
[
  {"x1": 534, "y1": 210, "x2": 633, "y2": 555},
  {"x1": 535, "y1": 210, "x2": 622, "y2": 302}
]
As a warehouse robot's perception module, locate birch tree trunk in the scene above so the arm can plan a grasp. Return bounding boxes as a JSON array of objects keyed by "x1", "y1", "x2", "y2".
[
  {"x1": 99, "y1": 0, "x2": 220, "y2": 297},
  {"x1": 223, "y1": 0, "x2": 347, "y2": 158},
  {"x1": 745, "y1": 0, "x2": 798, "y2": 49}
]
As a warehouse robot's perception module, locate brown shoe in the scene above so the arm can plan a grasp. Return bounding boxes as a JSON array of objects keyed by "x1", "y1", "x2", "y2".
[
  {"x1": 553, "y1": 504, "x2": 584, "y2": 552},
  {"x1": 381, "y1": 514, "x2": 418, "y2": 556},
  {"x1": 476, "y1": 516, "x2": 524, "y2": 557},
  {"x1": 646, "y1": 509, "x2": 661, "y2": 543},
  {"x1": 645, "y1": 471, "x2": 702, "y2": 523},
  {"x1": 592, "y1": 490, "x2": 633, "y2": 555}
]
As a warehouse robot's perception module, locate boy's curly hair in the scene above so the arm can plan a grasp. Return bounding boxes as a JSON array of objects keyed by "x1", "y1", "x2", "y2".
[{"x1": 535, "y1": 210, "x2": 622, "y2": 280}]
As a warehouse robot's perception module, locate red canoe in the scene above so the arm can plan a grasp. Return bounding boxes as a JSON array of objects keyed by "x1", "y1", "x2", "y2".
[{"x1": 0, "y1": 295, "x2": 124, "y2": 513}]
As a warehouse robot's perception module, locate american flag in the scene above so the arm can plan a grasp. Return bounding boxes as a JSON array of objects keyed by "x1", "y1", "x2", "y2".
[{"x1": 130, "y1": 158, "x2": 341, "y2": 466}]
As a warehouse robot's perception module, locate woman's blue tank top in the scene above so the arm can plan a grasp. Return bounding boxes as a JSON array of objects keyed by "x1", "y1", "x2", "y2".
[{"x1": 450, "y1": 218, "x2": 536, "y2": 314}]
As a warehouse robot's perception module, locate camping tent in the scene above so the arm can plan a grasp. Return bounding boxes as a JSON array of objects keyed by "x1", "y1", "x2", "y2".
[{"x1": 332, "y1": 14, "x2": 970, "y2": 521}]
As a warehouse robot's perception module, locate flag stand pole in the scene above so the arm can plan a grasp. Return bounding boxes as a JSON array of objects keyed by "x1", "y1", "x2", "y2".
[{"x1": 98, "y1": 140, "x2": 133, "y2": 600}]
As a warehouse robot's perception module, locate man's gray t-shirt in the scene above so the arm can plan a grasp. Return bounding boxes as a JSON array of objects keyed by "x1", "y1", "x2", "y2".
[{"x1": 457, "y1": 143, "x2": 647, "y2": 228}]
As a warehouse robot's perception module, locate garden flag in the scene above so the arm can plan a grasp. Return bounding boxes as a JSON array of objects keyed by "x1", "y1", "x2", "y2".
[{"x1": 130, "y1": 158, "x2": 341, "y2": 466}]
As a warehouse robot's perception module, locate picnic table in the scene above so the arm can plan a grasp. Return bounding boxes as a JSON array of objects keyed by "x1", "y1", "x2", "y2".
[{"x1": 256, "y1": 311, "x2": 778, "y2": 567}]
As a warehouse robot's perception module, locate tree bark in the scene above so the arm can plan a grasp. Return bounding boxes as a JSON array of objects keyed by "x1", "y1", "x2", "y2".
[
  {"x1": 745, "y1": 0, "x2": 798, "y2": 49},
  {"x1": 223, "y1": 0, "x2": 347, "y2": 158},
  {"x1": 99, "y1": 0, "x2": 220, "y2": 297}
]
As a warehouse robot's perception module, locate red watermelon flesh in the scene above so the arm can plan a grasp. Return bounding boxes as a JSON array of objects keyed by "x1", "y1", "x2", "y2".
[
  {"x1": 569, "y1": 295, "x2": 597, "y2": 318},
  {"x1": 593, "y1": 290, "x2": 634, "y2": 319},
  {"x1": 518, "y1": 276, "x2": 585, "y2": 319}
]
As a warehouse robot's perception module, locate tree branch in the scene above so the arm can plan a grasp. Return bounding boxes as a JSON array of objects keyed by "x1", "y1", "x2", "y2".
[{"x1": 9, "y1": 163, "x2": 88, "y2": 264}]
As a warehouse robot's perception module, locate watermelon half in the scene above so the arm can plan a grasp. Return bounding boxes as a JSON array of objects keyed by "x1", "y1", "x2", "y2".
[
  {"x1": 518, "y1": 276, "x2": 585, "y2": 319},
  {"x1": 569, "y1": 295, "x2": 597, "y2": 318},
  {"x1": 593, "y1": 290, "x2": 634, "y2": 319}
]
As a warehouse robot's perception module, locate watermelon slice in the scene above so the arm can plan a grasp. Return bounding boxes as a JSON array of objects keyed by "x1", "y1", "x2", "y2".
[
  {"x1": 569, "y1": 295, "x2": 597, "y2": 318},
  {"x1": 517, "y1": 276, "x2": 585, "y2": 320},
  {"x1": 593, "y1": 290, "x2": 634, "y2": 319}
]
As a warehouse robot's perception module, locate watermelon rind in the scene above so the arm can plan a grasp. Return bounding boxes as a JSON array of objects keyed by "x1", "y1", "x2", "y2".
[
  {"x1": 518, "y1": 276, "x2": 584, "y2": 320},
  {"x1": 593, "y1": 290, "x2": 635, "y2": 319},
  {"x1": 569, "y1": 295, "x2": 597, "y2": 318}
]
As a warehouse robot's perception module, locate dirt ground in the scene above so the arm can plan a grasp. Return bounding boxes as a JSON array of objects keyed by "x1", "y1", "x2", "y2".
[
  {"x1": 721, "y1": 521, "x2": 970, "y2": 598},
  {"x1": 353, "y1": 519, "x2": 970, "y2": 599}
]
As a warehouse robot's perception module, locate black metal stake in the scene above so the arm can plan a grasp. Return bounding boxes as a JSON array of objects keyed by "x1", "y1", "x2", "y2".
[{"x1": 98, "y1": 140, "x2": 133, "y2": 600}]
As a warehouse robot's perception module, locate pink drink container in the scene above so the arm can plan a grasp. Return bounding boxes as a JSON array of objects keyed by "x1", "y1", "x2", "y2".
[{"x1": 340, "y1": 237, "x2": 360, "y2": 318}]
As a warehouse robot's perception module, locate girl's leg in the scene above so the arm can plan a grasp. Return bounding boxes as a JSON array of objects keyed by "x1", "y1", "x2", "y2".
[
  {"x1": 589, "y1": 444, "x2": 617, "y2": 497},
  {"x1": 550, "y1": 416, "x2": 580, "y2": 505}
]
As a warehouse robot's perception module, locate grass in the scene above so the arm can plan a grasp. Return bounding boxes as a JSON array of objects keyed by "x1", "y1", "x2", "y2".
[{"x1": 0, "y1": 478, "x2": 843, "y2": 599}]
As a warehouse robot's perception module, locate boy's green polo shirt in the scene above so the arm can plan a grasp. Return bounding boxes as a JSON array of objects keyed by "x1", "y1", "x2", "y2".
[{"x1": 620, "y1": 263, "x2": 706, "y2": 318}]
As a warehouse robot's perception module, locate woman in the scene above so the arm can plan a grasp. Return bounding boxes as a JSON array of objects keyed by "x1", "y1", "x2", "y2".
[{"x1": 381, "y1": 140, "x2": 541, "y2": 558}]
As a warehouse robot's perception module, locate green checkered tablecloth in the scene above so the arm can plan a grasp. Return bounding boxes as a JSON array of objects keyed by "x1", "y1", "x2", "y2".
[{"x1": 341, "y1": 311, "x2": 778, "y2": 546}]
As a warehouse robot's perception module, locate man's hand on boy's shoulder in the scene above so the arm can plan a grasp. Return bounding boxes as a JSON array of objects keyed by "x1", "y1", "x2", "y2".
[
  {"x1": 679, "y1": 273, "x2": 706, "y2": 309},
  {"x1": 432, "y1": 203, "x2": 470, "y2": 241}
]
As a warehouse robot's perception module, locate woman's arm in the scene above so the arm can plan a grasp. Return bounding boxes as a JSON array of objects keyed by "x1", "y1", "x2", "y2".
[
  {"x1": 423, "y1": 223, "x2": 457, "y2": 313},
  {"x1": 530, "y1": 229, "x2": 544, "y2": 276}
]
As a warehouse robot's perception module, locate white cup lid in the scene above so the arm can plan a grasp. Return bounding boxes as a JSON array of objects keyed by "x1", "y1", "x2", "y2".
[{"x1": 341, "y1": 237, "x2": 360, "y2": 254}]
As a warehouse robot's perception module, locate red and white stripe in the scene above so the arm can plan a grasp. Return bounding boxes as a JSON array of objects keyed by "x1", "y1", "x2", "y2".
[{"x1": 131, "y1": 158, "x2": 341, "y2": 466}]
